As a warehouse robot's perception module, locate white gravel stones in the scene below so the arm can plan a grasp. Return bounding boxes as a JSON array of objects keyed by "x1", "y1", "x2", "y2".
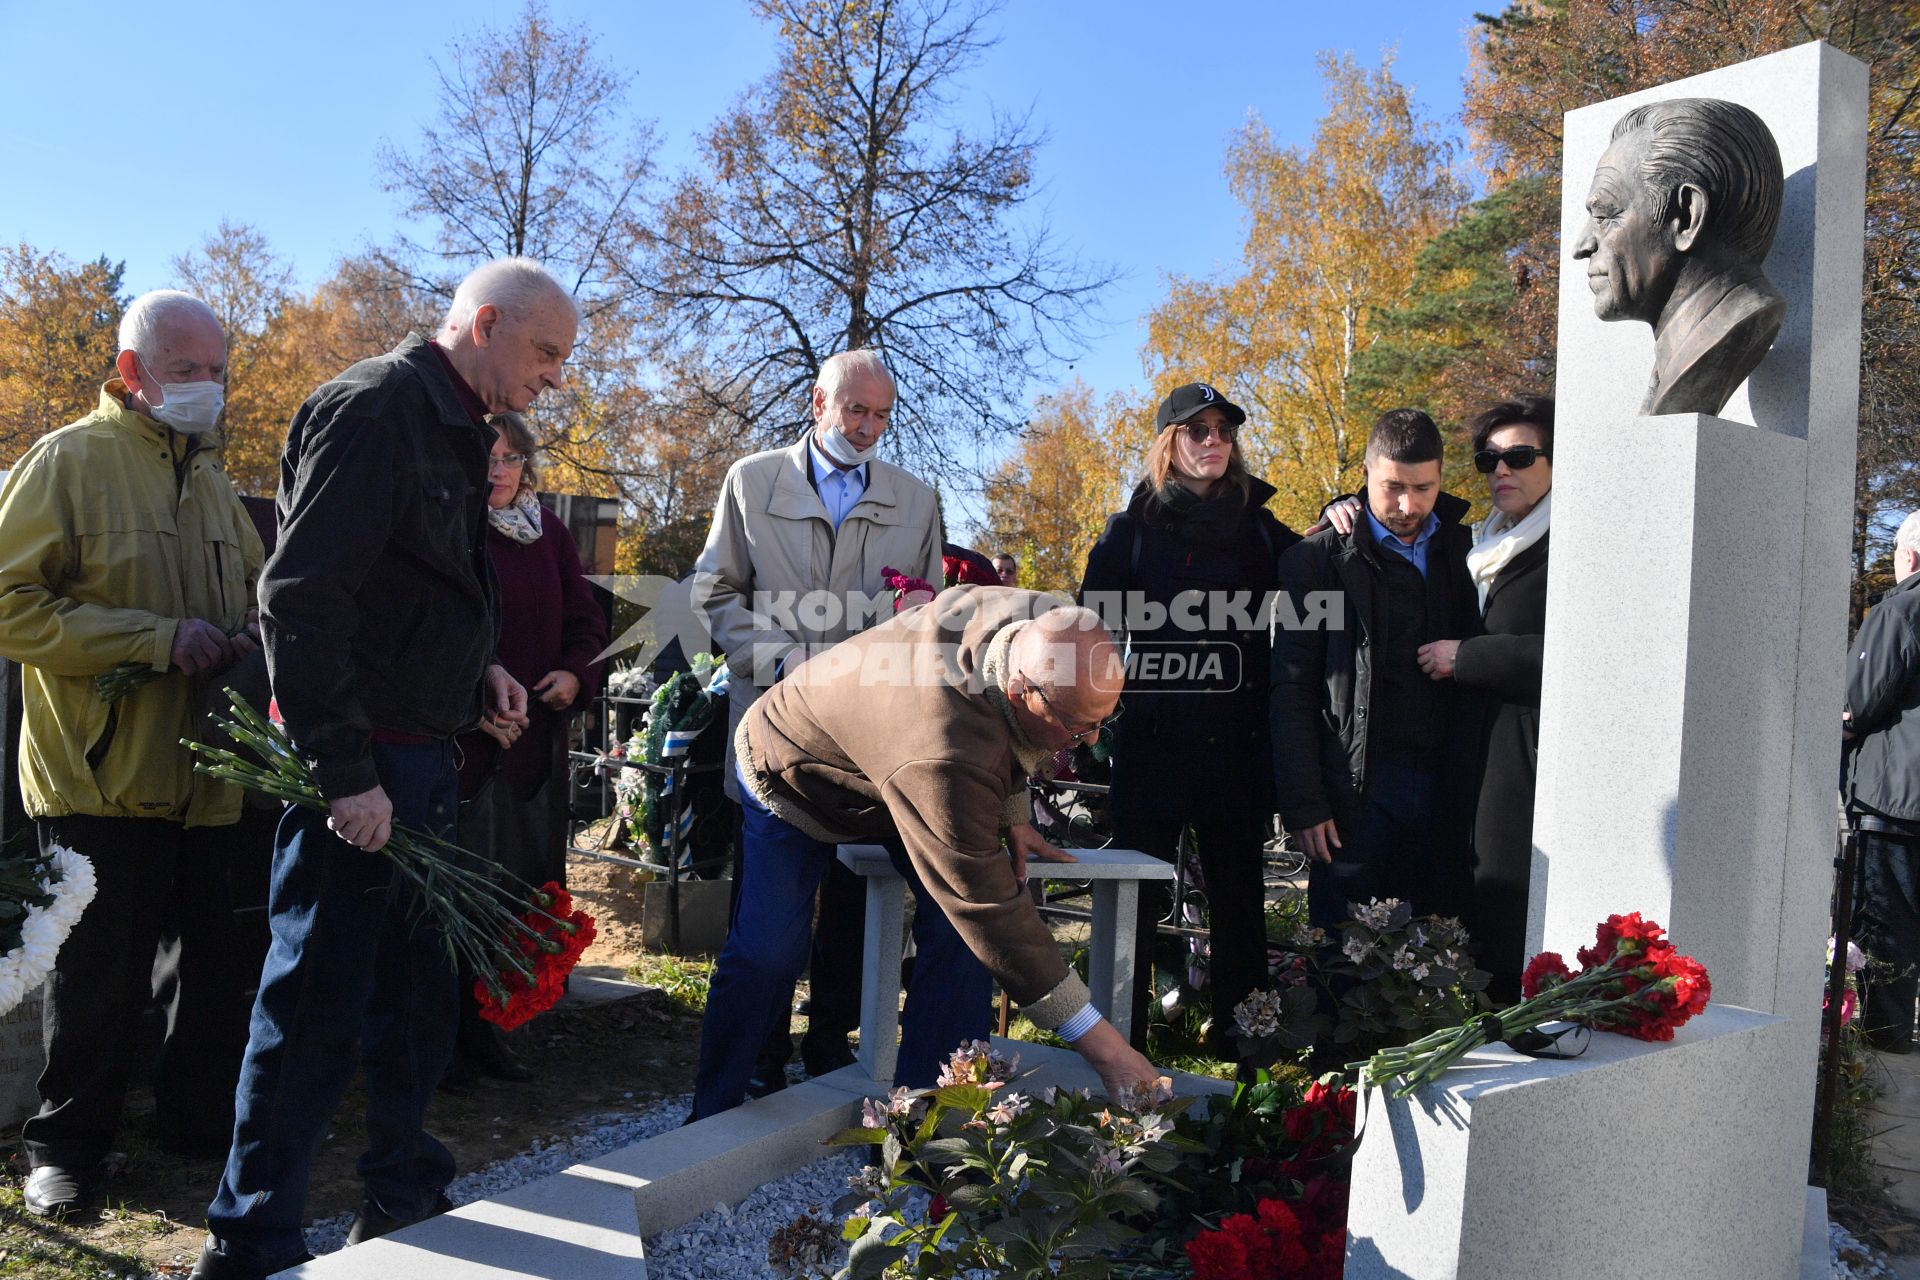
[
  {"x1": 303, "y1": 1093, "x2": 694, "y2": 1257},
  {"x1": 643, "y1": 1147, "x2": 863, "y2": 1279},
  {"x1": 1830, "y1": 1221, "x2": 1891, "y2": 1279},
  {"x1": 294, "y1": 1084, "x2": 863, "y2": 1278}
]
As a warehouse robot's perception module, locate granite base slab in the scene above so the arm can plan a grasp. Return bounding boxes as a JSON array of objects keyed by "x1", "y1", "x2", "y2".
[{"x1": 1347, "y1": 1004, "x2": 1806, "y2": 1280}]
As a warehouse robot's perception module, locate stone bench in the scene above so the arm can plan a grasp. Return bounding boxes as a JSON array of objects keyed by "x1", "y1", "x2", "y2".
[{"x1": 835, "y1": 843, "x2": 1174, "y2": 1082}]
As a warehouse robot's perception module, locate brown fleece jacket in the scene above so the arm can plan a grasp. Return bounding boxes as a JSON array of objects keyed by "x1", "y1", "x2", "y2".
[{"x1": 734, "y1": 585, "x2": 1090, "y2": 1029}]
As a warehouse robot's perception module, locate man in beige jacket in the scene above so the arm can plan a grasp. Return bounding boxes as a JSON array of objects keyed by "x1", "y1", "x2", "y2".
[
  {"x1": 693, "y1": 349, "x2": 952, "y2": 1088},
  {"x1": 691, "y1": 588, "x2": 1159, "y2": 1117}
]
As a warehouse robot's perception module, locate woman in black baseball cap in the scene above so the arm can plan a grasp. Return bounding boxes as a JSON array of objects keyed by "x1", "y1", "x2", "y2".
[{"x1": 1077, "y1": 382, "x2": 1299, "y2": 1069}]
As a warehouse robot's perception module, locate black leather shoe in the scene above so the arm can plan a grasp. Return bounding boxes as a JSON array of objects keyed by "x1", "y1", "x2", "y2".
[
  {"x1": 745, "y1": 1069, "x2": 790, "y2": 1099},
  {"x1": 23, "y1": 1162, "x2": 100, "y2": 1219},
  {"x1": 190, "y1": 1235, "x2": 311, "y2": 1280},
  {"x1": 346, "y1": 1192, "x2": 454, "y2": 1246},
  {"x1": 466, "y1": 1032, "x2": 532, "y2": 1083}
]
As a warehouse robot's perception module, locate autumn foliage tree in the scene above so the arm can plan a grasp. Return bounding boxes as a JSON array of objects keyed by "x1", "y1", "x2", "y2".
[
  {"x1": 0, "y1": 244, "x2": 125, "y2": 467},
  {"x1": 172, "y1": 220, "x2": 303, "y2": 493},
  {"x1": 637, "y1": 0, "x2": 1112, "y2": 475},
  {"x1": 982, "y1": 380, "x2": 1142, "y2": 592},
  {"x1": 375, "y1": 1, "x2": 657, "y2": 505},
  {"x1": 1143, "y1": 53, "x2": 1466, "y2": 529}
]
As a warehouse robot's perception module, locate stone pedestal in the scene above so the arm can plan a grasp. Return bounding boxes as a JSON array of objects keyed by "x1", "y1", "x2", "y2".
[
  {"x1": 1531, "y1": 39, "x2": 1868, "y2": 1034},
  {"x1": 0, "y1": 986, "x2": 43, "y2": 1127},
  {"x1": 1348, "y1": 39, "x2": 1868, "y2": 1280},
  {"x1": 1346, "y1": 1006, "x2": 1805, "y2": 1280}
]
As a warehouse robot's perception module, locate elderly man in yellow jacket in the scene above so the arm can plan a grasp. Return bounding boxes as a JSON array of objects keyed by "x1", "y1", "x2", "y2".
[
  {"x1": 0, "y1": 290, "x2": 264, "y2": 1218},
  {"x1": 692, "y1": 347, "x2": 968, "y2": 1098}
]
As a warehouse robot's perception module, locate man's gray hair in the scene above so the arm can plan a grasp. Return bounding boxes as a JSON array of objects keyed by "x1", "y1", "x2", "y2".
[
  {"x1": 816, "y1": 348, "x2": 895, "y2": 404},
  {"x1": 1896, "y1": 511, "x2": 1920, "y2": 558},
  {"x1": 441, "y1": 258, "x2": 578, "y2": 332},
  {"x1": 1610, "y1": 97, "x2": 1784, "y2": 265},
  {"x1": 1018, "y1": 605, "x2": 1115, "y2": 690},
  {"x1": 118, "y1": 290, "x2": 221, "y2": 360}
]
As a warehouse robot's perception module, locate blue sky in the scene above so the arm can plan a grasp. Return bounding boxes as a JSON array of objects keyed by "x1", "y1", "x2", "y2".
[{"x1": 0, "y1": 0, "x2": 1484, "y2": 412}]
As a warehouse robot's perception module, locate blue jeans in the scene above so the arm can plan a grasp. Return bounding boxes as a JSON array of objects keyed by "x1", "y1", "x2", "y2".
[
  {"x1": 1307, "y1": 761, "x2": 1438, "y2": 929},
  {"x1": 204, "y1": 740, "x2": 460, "y2": 1270},
  {"x1": 691, "y1": 792, "x2": 992, "y2": 1119}
]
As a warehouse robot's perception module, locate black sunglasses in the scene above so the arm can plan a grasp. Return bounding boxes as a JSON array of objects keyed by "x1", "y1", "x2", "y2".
[
  {"x1": 1179, "y1": 419, "x2": 1238, "y2": 445},
  {"x1": 1474, "y1": 445, "x2": 1549, "y2": 474}
]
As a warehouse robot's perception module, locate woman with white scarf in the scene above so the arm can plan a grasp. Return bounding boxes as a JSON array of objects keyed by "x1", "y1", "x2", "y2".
[{"x1": 1413, "y1": 396, "x2": 1554, "y2": 1002}]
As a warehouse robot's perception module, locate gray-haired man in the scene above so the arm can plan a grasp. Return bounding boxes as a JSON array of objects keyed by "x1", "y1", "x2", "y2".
[
  {"x1": 0, "y1": 290, "x2": 264, "y2": 1217},
  {"x1": 195, "y1": 259, "x2": 577, "y2": 1280},
  {"x1": 1844, "y1": 511, "x2": 1920, "y2": 1053}
]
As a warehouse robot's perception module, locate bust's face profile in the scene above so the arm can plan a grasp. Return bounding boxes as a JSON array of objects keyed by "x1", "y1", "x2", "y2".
[{"x1": 1575, "y1": 127, "x2": 1684, "y2": 327}]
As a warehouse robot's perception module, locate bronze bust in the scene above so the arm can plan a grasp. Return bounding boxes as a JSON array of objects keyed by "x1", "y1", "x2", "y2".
[{"x1": 1573, "y1": 97, "x2": 1787, "y2": 417}]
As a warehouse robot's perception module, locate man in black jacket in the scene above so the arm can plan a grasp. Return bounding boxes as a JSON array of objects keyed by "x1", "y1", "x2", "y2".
[
  {"x1": 194, "y1": 258, "x2": 578, "y2": 1280},
  {"x1": 1271, "y1": 409, "x2": 1480, "y2": 930},
  {"x1": 1844, "y1": 511, "x2": 1920, "y2": 1053}
]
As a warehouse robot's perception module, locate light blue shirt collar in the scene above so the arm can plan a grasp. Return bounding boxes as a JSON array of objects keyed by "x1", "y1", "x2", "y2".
[
  {"x1": 807, "y1": 436, "x2": 868, "y2": 530},
  {"x1": 1365, "y1": 504, "x2": 1440, "y2": 577}
]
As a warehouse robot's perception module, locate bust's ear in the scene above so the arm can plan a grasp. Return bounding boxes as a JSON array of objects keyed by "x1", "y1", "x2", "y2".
[{"x1": 1672, "y1": 182, "x2": 1712, "y2": 253}]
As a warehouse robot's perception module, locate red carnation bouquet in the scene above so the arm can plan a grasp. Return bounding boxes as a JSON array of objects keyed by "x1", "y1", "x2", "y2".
[
  {"x1": 943, "y1": 551, "x2": 1001, "y2": 587},
  {"x1": 473, "y1": 881, "x2": 598, "y2": 1029},
  {"x1": 191, "y1": 691, "x2": 597, "y2": 1032},
  {"x1": 880, "y1": 565, "x2": 936, "y2": 612},
  {"x1": 1185, "y1": 1195, "x2": 1346, "y2": 1280},
  {"x1": 1360, "y1": 912, "x2": 1711, "y2": 1098}
]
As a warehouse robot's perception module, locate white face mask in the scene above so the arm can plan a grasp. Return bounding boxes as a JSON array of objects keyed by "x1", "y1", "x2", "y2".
[
  {"x1": 817, "y1": 422, "x2": 878, "y2": 467},
  {"x1": 139, "y1": 358, "x2": 224, "y2": 435}
]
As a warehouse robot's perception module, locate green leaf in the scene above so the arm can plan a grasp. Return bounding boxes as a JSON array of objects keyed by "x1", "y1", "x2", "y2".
[
  {"x1": 827, "y1": 1126, "x2": 890, "y2": 1147},
  {"x1": 845, "y1": 1232, "x2": 907, "y2": 1279},
  {"x1": 943, "y1": 1181, "x2": 995, "y2": 1210},
  {"x1": 930, "y1": 1083, "x2": 993, "y2": 1112},
  {"x1": 918, "y1": 1136, "x2": 976, "y2": 1167}
]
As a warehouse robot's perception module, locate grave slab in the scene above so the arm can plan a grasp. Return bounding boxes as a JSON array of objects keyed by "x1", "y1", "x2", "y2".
[{"x1": 273, "y1": 1042, "x2": 1231, "y2": 1280}]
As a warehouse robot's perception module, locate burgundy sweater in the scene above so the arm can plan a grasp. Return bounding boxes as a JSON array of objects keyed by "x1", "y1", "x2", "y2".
[{"x1": 457, "y1": 505, "x2": 608, "y2": 798}]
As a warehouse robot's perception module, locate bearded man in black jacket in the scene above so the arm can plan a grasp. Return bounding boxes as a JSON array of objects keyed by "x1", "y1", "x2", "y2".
[{"x1": 1271, "y1": 409, "x2": 1482, "y2": 931}]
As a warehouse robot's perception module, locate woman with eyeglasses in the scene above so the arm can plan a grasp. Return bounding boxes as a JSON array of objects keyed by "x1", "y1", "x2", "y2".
[
  {"x1": 1412, "y1": 396, "x2": 1554, "y2": 1003},
  {"x1": 444, "y1": 411, "x2": 608, "y2": 1085},
  {"x1": 1077, "y1": 383, "x2": 1300, "y2": 1064}
]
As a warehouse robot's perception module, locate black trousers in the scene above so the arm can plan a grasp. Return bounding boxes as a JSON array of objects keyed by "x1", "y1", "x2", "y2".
[
  {"x1": 1855, "y1": 827, "x2": 1920, "y2": 1043},
  {"x1": 24, "y1": 815, "x2": 250, "y2": 1167},
  {"x1": 1111, "y1": 805, "x2": 1270, "y2": 1055}
]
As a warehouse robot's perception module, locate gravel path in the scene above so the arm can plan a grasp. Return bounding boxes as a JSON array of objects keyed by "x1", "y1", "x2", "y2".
[
  {"x1": 299, "y1": 1085, "x2": 859, "y2": 1278},
  {"x1": 643, "y1": 1149, "x2": 863, "y2": 1279},
  {"x1": 304, "y1": 1090, "x2": 690, "y2": 1257}
]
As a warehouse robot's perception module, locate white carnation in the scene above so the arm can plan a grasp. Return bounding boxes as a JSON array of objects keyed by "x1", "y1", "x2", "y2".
[{"x1": 0, "y1": 844, "x2": 97, "y2": 1020}]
